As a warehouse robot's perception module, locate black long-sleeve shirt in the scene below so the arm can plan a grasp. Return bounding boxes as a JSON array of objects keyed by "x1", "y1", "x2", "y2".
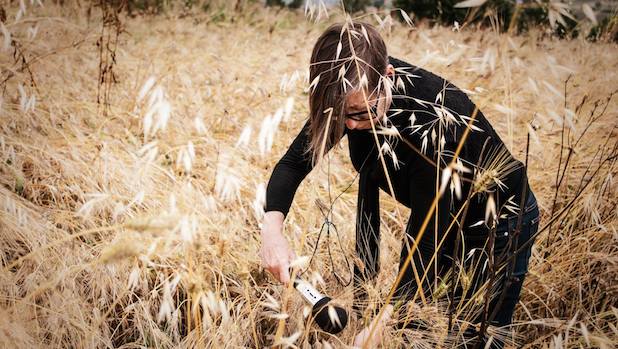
[{"x1": 264, "y1": 55, "x2": 529, "y2": 301}]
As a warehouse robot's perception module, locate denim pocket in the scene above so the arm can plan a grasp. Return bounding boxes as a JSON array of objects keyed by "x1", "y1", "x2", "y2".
[{"x1": 493, "y1": 195, "x2": 540, "y2": 278}]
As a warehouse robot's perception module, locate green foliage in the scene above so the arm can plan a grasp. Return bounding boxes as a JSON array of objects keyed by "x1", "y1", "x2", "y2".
[
  {"x1": 127, "y1": 0, "x2": 168, "y2": 15},
  {"x1": 265, "y1": 0, "x2": 303, "y2": 8},
  {"x1": 394, "y1": 0, "x2": 468, "y2": 24},
  {"x1": 393, "y1": 0, "x2": 574, "y2": 35},
  {"x1": 121, "y1": 0, "x2": 614, "y2": 42},
  {"x1": 587, "y1": 14, "x2": 618, "y2": 42},
  {"x1": 553, "y1": 13, "x2": 579, "y2": 39},
  {"x1": 393, "y1": 0, "x2": 540, "y2": 30},
  {"x1": 343, "y1": 0, "x2": 374, "y2": 14}
]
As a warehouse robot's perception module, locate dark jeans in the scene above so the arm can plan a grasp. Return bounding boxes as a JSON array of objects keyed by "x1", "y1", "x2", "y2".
[
  {"x1": 485, "y1": 190, "x2": 539, "y2": 325},
  {"x1": 390, "y1": 190, "x2": 540, "y2": 348},
  {"x1": 457, "y1": 190, "x2": 540, "y2": 347}
]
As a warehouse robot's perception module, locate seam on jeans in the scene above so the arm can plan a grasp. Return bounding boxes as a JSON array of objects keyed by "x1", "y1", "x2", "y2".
[
  {"x1": 504, "y1": 200, "x2": 538, "y2": 226},
  {"x1": 524, "y1": 198, "x2": 538, "y2": 213},
  {"x1": 512, "y1": 270, "x2": 527, "y2": 277},
  {"x1": 506, "y1": 207, "x2": 539, "y2": 227}
]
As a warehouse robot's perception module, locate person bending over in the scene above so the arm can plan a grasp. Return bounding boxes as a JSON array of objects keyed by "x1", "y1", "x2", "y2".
[{"x1": 259, "y1": 20, "x2": 539, "y2": 348}]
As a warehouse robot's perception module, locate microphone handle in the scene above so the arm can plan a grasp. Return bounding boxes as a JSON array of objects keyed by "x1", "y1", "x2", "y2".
[{"x1": 292, "y1": 276, "x2": 349, "y2": 334}]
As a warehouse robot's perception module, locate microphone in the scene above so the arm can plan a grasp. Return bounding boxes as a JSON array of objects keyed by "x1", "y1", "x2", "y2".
[{"x1": 293, "y1": 277, "x2": 348, "y2": 334}]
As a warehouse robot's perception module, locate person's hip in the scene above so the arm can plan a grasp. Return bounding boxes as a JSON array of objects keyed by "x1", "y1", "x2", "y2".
[{"x1": 493, "y1": 188, "x2": 540, "y2": 276}]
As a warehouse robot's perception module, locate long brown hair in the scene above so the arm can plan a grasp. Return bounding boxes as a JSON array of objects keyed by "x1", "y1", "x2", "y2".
[{"x1": 306, "y1": 20, "x2": 389, "y2": 165}]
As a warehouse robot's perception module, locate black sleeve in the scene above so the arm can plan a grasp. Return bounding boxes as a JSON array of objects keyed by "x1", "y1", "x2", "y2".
[
  {"x1": 392, "y1": 149, "x2": 453, "y2": 304},
  {"x1": 264, "y1": 119, "x2": 345, "y2": 218}
]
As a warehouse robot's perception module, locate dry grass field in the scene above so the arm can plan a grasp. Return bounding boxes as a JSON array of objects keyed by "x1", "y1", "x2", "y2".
[{"x1": 0, "y1": 2, "x2": 616, "y2": 348}]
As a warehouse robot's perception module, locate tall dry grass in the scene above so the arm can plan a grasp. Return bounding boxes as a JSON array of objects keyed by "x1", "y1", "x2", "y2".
[{"x1": 0, "y1": 2, "x2": 616, "y2": 348}]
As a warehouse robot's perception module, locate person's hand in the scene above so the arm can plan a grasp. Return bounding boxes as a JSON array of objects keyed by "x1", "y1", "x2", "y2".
[
  {"x1": 259, "y1": 211, "x2": 296, "y2": 283},
  {"x1": 353, "y1": 304, "x2": 394, "y2": 348}
]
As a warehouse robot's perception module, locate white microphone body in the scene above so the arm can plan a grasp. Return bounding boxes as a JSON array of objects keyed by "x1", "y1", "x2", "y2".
[{"x1": 293, "y1": 278, "x2": 324, "y2": 306}]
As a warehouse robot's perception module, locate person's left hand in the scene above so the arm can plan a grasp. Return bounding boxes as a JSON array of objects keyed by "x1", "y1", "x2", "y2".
[{"x1": 352, "y1": 304, "x2": 394, "y2": 348}]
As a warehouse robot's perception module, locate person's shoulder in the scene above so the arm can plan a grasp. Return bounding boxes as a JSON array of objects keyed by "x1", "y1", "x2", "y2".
[
  {"x1": 388, "y1": 56, "x2": 439, "y2": 81},
  {"x1": 388, "y1": 55, "x2": 424, "y2": 81},
  {"x1": 388, "y1": 56, "x2": 472, "y2": 104},
  {"x1": 387, "y1": 56, "x2": 448, "y2": 105},
  {"x1": 386, "y1": 57, "x2": 493, "y2": 139}
]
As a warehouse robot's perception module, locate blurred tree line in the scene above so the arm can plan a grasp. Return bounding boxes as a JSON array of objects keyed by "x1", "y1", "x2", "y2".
[
  {"x1": 392, "y1": 0, "x2": 616, "y2": 41},
  {"x1": 268, "y1": 0, "x2": 616, "y2": 41},
  {"x1": 95, "y1": 0, "x2": 617, "y2": 41}
]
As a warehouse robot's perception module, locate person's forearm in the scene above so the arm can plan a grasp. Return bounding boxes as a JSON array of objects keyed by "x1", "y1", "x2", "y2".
[{"x1": 261, "y1": 211, "x2": 285, "y2": 237}]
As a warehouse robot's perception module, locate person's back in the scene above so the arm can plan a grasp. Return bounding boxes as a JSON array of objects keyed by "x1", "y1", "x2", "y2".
[
  {"x1": 384, "y1": 55, "x2": 530, "y2": 238},
  {"x1": 259, "y1": 20, "x2": 540, "y2": 348}
]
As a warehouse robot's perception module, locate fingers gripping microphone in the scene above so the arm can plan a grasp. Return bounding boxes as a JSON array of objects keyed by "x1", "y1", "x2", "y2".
[{"x1": 293, "y1": 277, "x2": 348, "y2": 334}]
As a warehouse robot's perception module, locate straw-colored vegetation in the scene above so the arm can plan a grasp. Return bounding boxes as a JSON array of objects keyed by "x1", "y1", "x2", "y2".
[{"x1": 0, "y1": 1, "x2": 616, "y2": 348}]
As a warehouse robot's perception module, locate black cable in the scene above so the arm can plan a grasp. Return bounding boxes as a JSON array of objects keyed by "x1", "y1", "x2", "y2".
[{"x1": 298, "y1": 139, "x2": 378, "y2": 287}]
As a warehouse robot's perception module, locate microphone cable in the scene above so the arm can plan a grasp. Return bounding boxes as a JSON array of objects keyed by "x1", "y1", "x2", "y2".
[{"x1": 297, "y1": 139, "x2": 378, "y2": 288}]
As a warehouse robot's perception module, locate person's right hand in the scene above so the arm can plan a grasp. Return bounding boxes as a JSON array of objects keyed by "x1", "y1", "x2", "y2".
[{"x1": 259, "y1": 211, "x2": 296, "y2": 283}]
